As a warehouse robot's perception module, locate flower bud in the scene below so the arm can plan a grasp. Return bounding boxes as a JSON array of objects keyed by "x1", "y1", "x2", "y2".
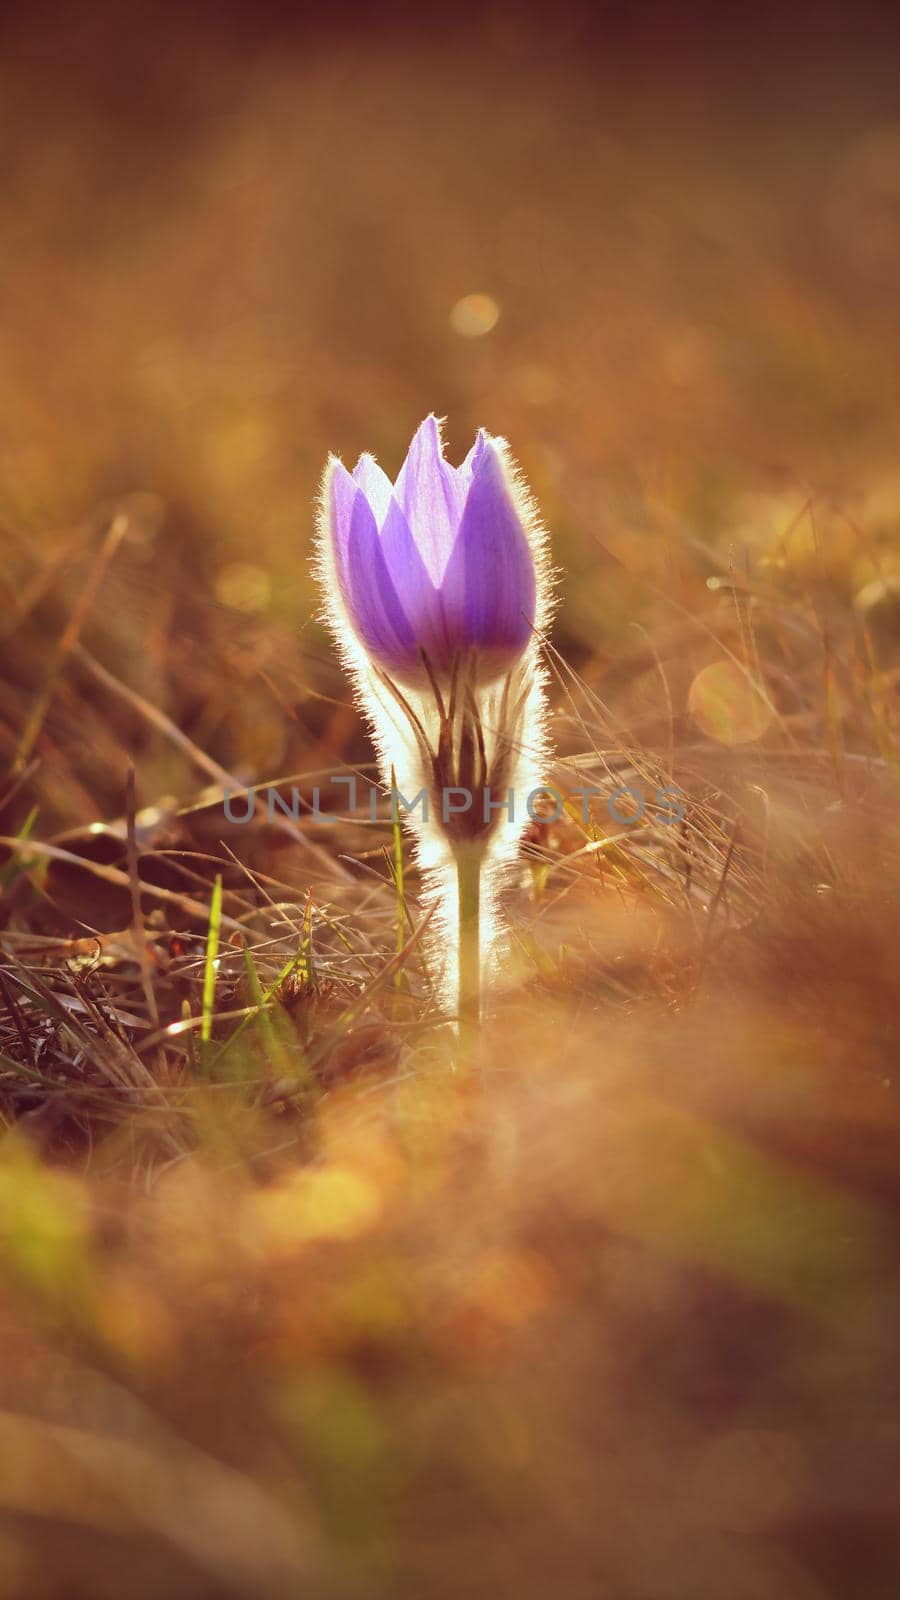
[{"x1": 322, "y1": 415, "x2": 541, "y2": 687}]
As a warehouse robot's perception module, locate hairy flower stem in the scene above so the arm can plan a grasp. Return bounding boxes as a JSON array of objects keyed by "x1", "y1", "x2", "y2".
[{"x1": 455, "y1": 843, "x2": 483, "y2": 1048}]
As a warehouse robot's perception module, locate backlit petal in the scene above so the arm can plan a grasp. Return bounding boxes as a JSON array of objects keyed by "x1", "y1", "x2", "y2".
[
  {"x1": 379, "y1": 497, "x2": 449, "y2": 666},
  {"x1": 457, "y1": 429, "x2": 487, "y2": 489},
  {"x1": 438, "y1": 440, "x2": 536, "y2": 672},
  {"x1": 352, "y1": 453, "x2": 394, "y2": 530},
  {"x1": 329, "y1": 461, "x2": 417, "y2": 670},
  {"x1": 393, "y1": 415, "x2": 467, "y2": 585}
]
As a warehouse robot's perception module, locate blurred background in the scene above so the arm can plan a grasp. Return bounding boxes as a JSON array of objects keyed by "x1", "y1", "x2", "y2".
[
  {"x1": 3, "y1": 0, "x2": 900, "y2": 820},
  {"x1": 1, "y1": 3, "x2": 900, "y2": 1597}
]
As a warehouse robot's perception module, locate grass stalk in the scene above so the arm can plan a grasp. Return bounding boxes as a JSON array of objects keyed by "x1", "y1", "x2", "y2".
[{"x1": 199, "y1": 874, "x2": 223, "y2": 1070}]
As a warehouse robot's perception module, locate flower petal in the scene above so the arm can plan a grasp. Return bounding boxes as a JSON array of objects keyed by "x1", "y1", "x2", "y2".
[
  {"x1": 393, "y1": 415, "x2": 467, "y2": 586},
  {"x1": 437, "y1": 440, "x2": 536, "y2": 673},
  {"x1": 329, "y1": 461, "x2": 418, "y2": 670},
  {"x1": 352, "y1": 453, "x2": 394, "y2": 530},
  {"x1": 379, "y1": 497, "x2": 449, "y2": 667},
  {"x1": 456, "y1": 428, "x2": 487, "y2": 488},
  {"x1": 328, "y1": 456, "x2": 362, "y2": 580}
]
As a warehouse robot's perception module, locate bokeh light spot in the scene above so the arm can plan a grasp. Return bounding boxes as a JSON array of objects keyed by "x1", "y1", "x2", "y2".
[
  {"x1": 253, "y1": 1166, "x2": 382, "y2": 1248},
  {"x1": 688, "y1": 660, "x2": 773, "y2": 746},
  {"x1": 514, "y1": 363, "x2": 560, "y2": 405},
  {"x1": 214, "y1": 561, "x2": 271, "y2": 614},
  {"x1": 450, "y1": 293, "x2": 500, "y2": 338}
]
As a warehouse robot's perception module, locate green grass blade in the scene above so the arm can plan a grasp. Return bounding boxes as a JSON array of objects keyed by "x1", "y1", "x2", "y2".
[
  {"x1": 0, "y1": 806, "x2": 40, "y2": 892},
  {"x1": 207, "y1": 940, "x2": 308, "y2": 1075},
  {"x1": 199, "y1": 874, "x2": 223, "y2": 1066}
]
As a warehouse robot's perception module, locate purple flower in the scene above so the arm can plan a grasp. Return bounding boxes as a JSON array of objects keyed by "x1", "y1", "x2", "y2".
[{"x1": 323, "y1": 416, "x2": 538, "y2": 685}]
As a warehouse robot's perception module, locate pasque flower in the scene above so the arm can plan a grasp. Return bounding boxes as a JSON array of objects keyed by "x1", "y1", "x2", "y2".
[
  {"x1": 325, "y1": 415, "x2": 538, "y2": 686},
  {"x1": 316, "y1": 416, "x2": 553, "y2": 1042}
]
